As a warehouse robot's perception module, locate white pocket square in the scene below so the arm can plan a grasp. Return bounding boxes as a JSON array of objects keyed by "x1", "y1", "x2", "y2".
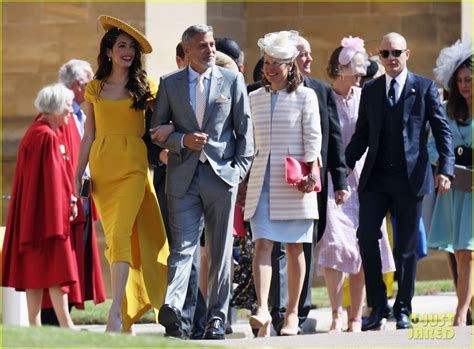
[{"x1": 216, "y1": 95, "x2": 231, "y2": 103}]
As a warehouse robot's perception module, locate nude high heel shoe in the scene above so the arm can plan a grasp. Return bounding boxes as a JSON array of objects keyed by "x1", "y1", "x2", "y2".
[
  {"x1": 328, "y1": 310, "x2": 343, "y2": 334},
  {"x1": 280, "y1": 313, "x2": 299, "y2": 336},
  {"x1": 249, "y1": 314, "x2": 272, "y2": 338},
  {"x1": 347, "y1": 319, "x2": 362, "y2": 333}
]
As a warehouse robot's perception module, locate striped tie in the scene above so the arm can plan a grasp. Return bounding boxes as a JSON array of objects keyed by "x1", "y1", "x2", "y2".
[{"x1": 195, "y1": 75, "x2": 207, "y2": 162}]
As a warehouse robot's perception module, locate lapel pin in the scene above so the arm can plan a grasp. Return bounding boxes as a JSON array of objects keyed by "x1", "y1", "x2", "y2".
[{"x1": 411, "y1": 88, "x2": 416, "y2": 94}]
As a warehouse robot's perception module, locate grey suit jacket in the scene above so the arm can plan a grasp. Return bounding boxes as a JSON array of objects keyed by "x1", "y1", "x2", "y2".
[{"x1": 152, "y1": 65, "x2": 254, "y2": 198}]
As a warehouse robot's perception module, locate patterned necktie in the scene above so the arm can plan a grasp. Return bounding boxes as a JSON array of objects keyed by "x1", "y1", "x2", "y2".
[
  {"x1": 74, "y1": 108, "x2": 85, "y2": 138},
  {"x1": 195, "y1": 75, "x2": 207, "y2": 162},
  {"x1": 388, "y1": 79, "x2": 397, "y2": 107},
  {"x1": 76, "y1": 108, "x2": 83, "y2": 122}
]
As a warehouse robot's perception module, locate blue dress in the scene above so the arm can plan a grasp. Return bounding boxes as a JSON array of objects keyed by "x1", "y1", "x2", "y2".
[
  {"x1": 250, "y1": 92, "x2": 313, "y2": 243},
  {"x1": 427, "y1": 109, "x2": 472, "y2": 253}
]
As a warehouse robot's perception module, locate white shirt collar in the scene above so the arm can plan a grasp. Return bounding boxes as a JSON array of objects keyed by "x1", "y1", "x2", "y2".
[
  {"x1": 386, "y1": 67, "x2": 408, "y2": 90},
  {"x1": 188, "y1": 65, "x2": 212, "y2": 82}
]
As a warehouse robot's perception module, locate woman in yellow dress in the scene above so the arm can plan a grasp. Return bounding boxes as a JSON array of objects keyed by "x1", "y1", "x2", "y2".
[{"x1": 75, "y1": 15, "x2": 169, "y2": 333}]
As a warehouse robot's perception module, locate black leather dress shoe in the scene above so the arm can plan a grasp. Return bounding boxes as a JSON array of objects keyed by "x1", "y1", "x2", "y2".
[
  {"x1": 272, "y1": 319, "x2": 283, "y2": 336},
  {"x1": 362, "y1": 305, "x2": 392, "y2": 331},
  {"x1": 159, "y1": 304, "x2": 183, "y2": 338},
  {"x1": 203, "y1": 317, "x2": 225, "y2": 340},
  {"x1": 396, "y1": 313, "x2": 412, "y2": 329}
]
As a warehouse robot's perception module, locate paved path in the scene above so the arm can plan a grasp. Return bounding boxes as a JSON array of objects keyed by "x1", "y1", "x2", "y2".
[{"x1": 79, "y1": 293, "x2": 472, "y2": 347}]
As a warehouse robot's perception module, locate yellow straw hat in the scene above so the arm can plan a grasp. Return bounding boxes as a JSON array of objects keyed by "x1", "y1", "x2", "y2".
[{"x1": 98, "y1": 15, "x2": 153, "y2": 54}]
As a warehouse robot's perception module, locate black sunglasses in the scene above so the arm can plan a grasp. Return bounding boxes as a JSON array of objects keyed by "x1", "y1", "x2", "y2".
[{"x1": 379, "y1": 49, "x2": 407, "y2": 58}]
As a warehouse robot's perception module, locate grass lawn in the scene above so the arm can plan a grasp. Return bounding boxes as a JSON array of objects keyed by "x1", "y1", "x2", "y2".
[
  {"x1": 70, "y1": 279, "x2": 454, "y2": 325},
  {"x1": 0, "y1": 324, "x2": 198, "y2": 348}
]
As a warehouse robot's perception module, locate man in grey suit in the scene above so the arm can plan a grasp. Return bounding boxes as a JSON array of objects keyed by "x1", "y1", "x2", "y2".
[{"x1": 151, "y1": 24, "x2": 253, "y2": 340}]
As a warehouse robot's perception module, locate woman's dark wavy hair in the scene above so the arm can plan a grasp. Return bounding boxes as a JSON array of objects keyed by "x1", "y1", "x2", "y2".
[
  {"x1": 446, "y1": 57, "x2": 472, "y2": 124},
  {"x1": 95, "y1": 27, "x2": 151, "y2": 110},
  {"x1": 261, "y1": 58, "x2": 302, "y2": 93},
  {"x1": 326, "y1": 46, "x2": 344, "y2": 80}
]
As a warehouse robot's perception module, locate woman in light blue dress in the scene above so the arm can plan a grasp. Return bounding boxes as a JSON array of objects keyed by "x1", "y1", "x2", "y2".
[
  {"x1": 429, "y1": 37, "x2": 472, "y2": 326},
  {"x1": 244, "y1": 31, "x2": 321, "y2": 337}
]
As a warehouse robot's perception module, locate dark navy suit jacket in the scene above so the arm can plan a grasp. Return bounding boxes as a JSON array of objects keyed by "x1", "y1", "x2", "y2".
[
  {"x1": 303, "y1": 76, "x2": 347, "y2": 192},
  {"x1": 345, "y1": 71, "x2": 454, "y2": 196}
]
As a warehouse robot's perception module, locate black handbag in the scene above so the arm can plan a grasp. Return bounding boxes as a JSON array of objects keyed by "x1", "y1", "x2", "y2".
[
  {"x1": 454, "y1": 145, "x2": 472, "y2": 167},
  {"x1": 451, "y1": 165, "x2": 473, "y2": 192}
]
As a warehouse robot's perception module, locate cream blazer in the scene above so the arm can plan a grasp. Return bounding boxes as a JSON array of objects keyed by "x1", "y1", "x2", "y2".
[{"x1": 244, "y1": 85, "x2": 322, "y2": 221}]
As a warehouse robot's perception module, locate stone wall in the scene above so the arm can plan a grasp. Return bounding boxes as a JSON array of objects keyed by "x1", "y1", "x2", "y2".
[{"x1": 242, "y1": 2, "x2": 461, "y2": 84}]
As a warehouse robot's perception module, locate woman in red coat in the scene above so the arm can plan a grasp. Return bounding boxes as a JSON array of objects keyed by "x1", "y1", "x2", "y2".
[{"x1": 2, "y1": 83, "x2": 78, "y2": 328}]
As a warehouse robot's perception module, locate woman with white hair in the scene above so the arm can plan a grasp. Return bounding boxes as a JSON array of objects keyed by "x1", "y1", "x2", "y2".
[
  {"x1": 244, "y1": 30, "x2": 322, "y2": 337},
  {"x1": 2, "y1": 83, "x2": 78, "y2": 328}
]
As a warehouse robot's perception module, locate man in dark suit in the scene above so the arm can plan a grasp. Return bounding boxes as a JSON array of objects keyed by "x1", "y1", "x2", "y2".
[
  {"x1": 345, "y1": 32, "x2": 454, "y2": 331},
  {"x1": 269, "y1": 35, "x2": 349, "y2": 334}
]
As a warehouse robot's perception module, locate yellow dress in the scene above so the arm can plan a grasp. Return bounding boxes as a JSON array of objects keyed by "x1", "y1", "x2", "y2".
[{"x1": 85, "y1": 78, "x2": 169, "y2": 330}]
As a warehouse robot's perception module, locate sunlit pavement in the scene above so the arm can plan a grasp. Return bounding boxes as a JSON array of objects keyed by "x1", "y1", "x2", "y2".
[{"x1": 79, "y1": 292, "x2": 472, "y2": 347}]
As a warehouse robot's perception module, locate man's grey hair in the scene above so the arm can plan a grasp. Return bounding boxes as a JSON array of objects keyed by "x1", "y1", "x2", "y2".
[
  {"x1": 34, "y1": 83, "x2": 74, "y2": 115},
  {"x1": 181, "y1": 24, "x2": 213, "y2": 46},
  {"x1": 58, "y1": 59, "x2": 93, "y2": 88}
]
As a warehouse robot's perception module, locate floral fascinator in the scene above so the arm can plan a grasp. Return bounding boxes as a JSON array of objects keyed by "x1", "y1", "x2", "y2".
[
  {"x1": 338, "y1": 36, "x2": 366, "y2": 65},
  {"x1": 257, "y1": 30, "x2": 300, "y2": 62},
  {"x1": 337, "y1": 36, "x2": 369, "y2": 76},
  {"x1": 433, "y1": 34, "x2": 472, "y2": 92}
]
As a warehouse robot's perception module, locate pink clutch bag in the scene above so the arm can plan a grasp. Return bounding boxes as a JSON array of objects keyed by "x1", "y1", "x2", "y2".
[
  {"x1": 233, "y1": 204, "x2": 246, "y2": 238},
  {"x1": 285, "y1": 156, "x2": 322, "y2": 192}
]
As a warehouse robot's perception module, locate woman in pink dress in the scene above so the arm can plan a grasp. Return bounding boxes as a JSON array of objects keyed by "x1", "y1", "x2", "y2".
[{"x1": 317, "y1": 37, "x2": 396, "y2": 333}]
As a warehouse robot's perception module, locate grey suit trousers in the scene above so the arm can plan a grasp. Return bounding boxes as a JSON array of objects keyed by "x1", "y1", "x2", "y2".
[{"x1": 164, "y1": 162, "x2": 237, "y2": 323}]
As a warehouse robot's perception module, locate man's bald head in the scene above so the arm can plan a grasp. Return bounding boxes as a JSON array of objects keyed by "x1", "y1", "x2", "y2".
[
  {"x1": 381, "y1": 32, "x2": 407, "y2": 49},
  {"x1": 379, "y1": 32, "x2": 410, "y2": 78}
]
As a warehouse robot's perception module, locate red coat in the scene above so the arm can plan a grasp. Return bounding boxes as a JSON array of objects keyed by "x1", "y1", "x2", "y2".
[
  {"x1": 2, "y1": 119, "x2": 80, "y2": 297},
  {"x1": 44, "y1": 115, "x2": 106, "y2": 309}
]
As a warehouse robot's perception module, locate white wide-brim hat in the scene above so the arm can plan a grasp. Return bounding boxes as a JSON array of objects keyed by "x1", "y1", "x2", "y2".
[{"x1": 433, "y1": 34, "x2": 472, "y2": 92}]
